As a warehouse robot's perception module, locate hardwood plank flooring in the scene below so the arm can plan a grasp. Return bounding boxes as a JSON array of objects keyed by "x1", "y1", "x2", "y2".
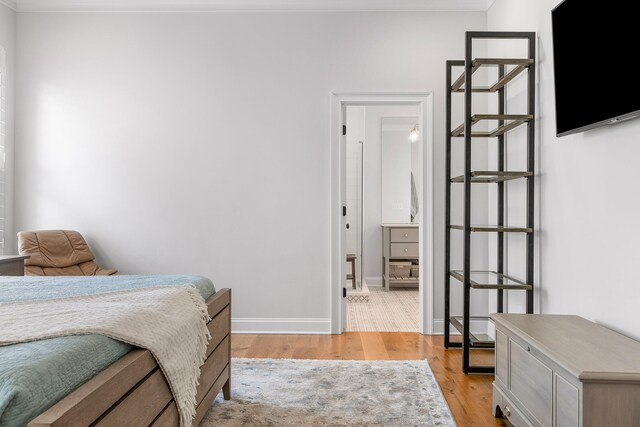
[{"x1": 231, "y1": 333, "x2": 508, "y2": 426}]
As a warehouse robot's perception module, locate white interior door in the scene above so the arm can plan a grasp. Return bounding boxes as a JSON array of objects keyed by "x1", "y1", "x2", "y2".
[
  {"x1": 345, "y1": 139, "x2": 357, "y2": 262},
  {"x1": 345, "y1": 140, "x2": 363, "y2": 290},
  {"x1": 331, "y1": 93, "x2": 433, "y2": 335},
  {"x1": 340, "y1": 105, "x2": 347, "y2": 331}
]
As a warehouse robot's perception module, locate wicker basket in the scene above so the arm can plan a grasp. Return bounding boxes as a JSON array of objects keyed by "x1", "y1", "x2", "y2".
[
  {"x1": 410, "y1": 265, "x2": 419, "y2": 278},
  {"x1": 389, "y1": 262, "x2": 412, "y2": 278}
]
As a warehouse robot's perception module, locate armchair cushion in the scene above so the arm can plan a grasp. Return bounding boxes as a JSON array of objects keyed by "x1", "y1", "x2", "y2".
[{"x1": 17, "y1": 230, "x2": 117, "y2": 276}]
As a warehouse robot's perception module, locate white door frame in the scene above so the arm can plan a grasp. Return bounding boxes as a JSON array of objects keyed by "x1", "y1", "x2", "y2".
[{"x1": 330, "y1": 92, "x2": 435, "y2": 334}]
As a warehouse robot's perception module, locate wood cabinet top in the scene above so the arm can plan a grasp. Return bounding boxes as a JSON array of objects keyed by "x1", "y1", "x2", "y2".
[
  {"x1": 492, "y1": 313, "x2": 640, "y2": 382},
  {"x1": 381, "y1": 223, "x2": 419, "y2": 228}
]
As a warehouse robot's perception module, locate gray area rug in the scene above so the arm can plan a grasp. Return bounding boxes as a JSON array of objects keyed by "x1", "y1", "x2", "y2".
[{"x1": 202, "y1": 358, "x2": 456, "y2": 426}]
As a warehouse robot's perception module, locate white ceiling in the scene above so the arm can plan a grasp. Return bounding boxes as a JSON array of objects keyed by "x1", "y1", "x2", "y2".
[{"x1": 2, "y1": 0, "x2": 496, "y2": 12}]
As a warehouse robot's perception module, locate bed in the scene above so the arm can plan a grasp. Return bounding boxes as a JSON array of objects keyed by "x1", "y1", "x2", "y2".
[{"x1": 0, "y1": 275, "x2": 231, "y2": 427}]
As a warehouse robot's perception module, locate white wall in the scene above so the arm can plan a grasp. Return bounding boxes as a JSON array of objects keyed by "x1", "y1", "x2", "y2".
[
  {"x1": 381, "y1": 117, "x2": 414, "y2": 224},
  {"x1": 15, "y1": 11, "x2": 487, "y2": 333},
  {"x1": 0, "y1": 2, "x2": 14, "y2": 255},
  {"x1": 489, "y1": 0, "x2": 640, "y2": 340}
]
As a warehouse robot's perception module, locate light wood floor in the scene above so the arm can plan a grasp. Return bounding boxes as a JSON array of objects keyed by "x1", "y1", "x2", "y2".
[{"x1": 232, "y1": 332, "x2": 508, "y2": 426}]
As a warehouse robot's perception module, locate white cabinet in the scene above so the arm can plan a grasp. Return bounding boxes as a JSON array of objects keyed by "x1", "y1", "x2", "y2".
[
  {"x1": 492, "y1": 314, "x2": 640, "y2": 427},
  {"x1": 381, "y1": 224, "x2": 419, "y2": 290}
]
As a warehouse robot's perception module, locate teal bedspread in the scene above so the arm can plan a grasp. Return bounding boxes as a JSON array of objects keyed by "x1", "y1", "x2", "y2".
[{"x1": 0, "y1": 274, "x2": 216, "y2": 427}]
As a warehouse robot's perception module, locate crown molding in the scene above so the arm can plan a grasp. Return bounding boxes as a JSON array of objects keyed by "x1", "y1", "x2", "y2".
[
  {"x1": 0, "y1": 0, "x2": 17, "y2": 11},
  {"x1": 15, "y1": 0, "x2": 494, "y2": 12}
]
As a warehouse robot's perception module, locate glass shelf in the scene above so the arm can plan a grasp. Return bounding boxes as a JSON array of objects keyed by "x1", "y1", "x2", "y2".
[
  {"x1": 450, "y1": 224, "x2": 533, "y2": 233},
  {"x1": 451, "y1": 58, "x2": 535, "y2": 93},
  {"x1": 450, "y1": 270, "x2": 532, "y2": 290},
  {"x1": 450, "y1": 170, "x2": 532, "y2": 183},
  {"x1": 451, "y1": 114, "x2": 533, "y2": 138},
  {"x1": 449, "y1": 316, "x2": 495, "y2": 348}
]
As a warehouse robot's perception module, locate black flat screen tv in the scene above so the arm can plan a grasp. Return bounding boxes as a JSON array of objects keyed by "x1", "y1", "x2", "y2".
[{"x1": 552, "y1": 0, "x2": 639, "y2": 137}]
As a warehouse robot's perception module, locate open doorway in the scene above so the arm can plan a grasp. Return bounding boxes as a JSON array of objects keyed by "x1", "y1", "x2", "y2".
[
  {"x1": 345, "y1": 106, "x2": 421, "y2": 332},
  {"x1": 330, "y1": 93, "x2": 434, "y2": 335}
]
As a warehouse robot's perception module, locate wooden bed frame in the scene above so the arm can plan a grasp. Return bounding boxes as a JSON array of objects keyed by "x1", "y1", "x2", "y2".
[{"x1": 28, "y1": 288, "x2": 232, "y2": 427}]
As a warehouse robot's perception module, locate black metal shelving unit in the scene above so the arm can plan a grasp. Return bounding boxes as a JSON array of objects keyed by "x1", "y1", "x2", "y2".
[{"x1": 444, "y1": 31, "x2": 536, "y2": 374}]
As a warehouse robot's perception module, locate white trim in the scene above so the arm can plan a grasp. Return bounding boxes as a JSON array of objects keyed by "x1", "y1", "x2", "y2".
[
  {"x1": 330, "y1": 92, "x2": 435, "y2": 335},
  {"x1": 15, "y1": 0, "x2": 493, "y2": 12},
  {"x1": 364, "y1": 276, "x2": 383, "y2": 287},
  {"x1": 0, "y1": 0, "x2": 16, "y2": 11},
  {"x1": 232, "y1": 318, "x2": 331, "y2": 334}
]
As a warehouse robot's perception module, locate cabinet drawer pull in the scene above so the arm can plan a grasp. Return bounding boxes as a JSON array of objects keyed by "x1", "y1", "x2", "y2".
[
  {"x1": 504, "y1": 406, "x2": 511, "y2": 417},
  {"x1": 527, "y1": 346, "x2": 531, "y2": 352},
  {"x1": 404, "y1": 248, "x2": 408, "y2": 252},
  {"x1": 404, "y1": 233, "x2": 408, "y2": 237}
]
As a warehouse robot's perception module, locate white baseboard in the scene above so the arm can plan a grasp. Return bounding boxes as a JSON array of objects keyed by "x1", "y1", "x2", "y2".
[
  {"x1": 432, "y1": 318, "x2": 489, "y2": 335},
  {"x1": 232, "y1": 318, "x2": 331, "y2": 334},
  {"x1": 364, "y1": 276, "x2": 382, "y2": 287}
]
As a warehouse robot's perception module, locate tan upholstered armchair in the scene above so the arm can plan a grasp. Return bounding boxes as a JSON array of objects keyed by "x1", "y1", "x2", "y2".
[{"x1": 17, "y1": 230, "x2": 117, "y2": 276}]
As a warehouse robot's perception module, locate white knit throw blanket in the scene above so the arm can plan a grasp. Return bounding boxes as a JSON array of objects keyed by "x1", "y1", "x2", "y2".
[{"x1": 0, "y1": 286, "x2": 211, "y2": 427}]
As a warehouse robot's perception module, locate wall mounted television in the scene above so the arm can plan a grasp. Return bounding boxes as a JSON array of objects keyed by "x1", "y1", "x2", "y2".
[{"x1": 552, "y1": 0, "x2": 639, "y2": 137}]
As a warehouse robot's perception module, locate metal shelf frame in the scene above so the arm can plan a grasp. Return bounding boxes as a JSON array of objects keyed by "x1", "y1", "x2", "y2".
[
  {"x1": 450, "y1": 170, "x2": 533, "y2": 183},
  {"x1": 444, "y1": 31, "x2": 536, "y2": 375},
  {"x1": 449, "y1": 316, "x2": 495, "y2": 348},
  {"x1": 450, "y1": 270, "x2": 532, "y2": 290},
  {"x1": 450, "y1": 114, "x2": 533, "y2": 138},
  {"x1": 450, "y1": 224, "x2": 533, "y2": 233},
  {"x1": 451, "y1": 58, "x2": 535, "y2": 93}
]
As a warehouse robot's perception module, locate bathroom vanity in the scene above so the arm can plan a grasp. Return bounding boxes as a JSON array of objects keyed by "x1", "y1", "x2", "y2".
[{"x1": 382, "y1": 223, "x2": 419, "y2": 290}]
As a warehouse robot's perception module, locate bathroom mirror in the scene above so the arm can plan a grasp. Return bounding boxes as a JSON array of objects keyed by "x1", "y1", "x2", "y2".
[{"x1": 381, "y1": 116, "x2": 420, "y2": 224}]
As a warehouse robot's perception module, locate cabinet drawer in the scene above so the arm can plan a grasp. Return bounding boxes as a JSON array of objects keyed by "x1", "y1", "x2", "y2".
[
  {"x1": 510, "y1": 340, "x2": 553, "y2": 427},
  {"x1": 555, "y1": 373, "x2": 579, "y2": 427},
  {"x1": 495, "y1": 329, "x2": 508, "y2": 387},
  {"x1": 494, "y1": 385, "x2": 534, "y2": 427},
  {"x1": 390, "y1": 228, "x2": 419, "y2": 243},
  {"x1": 390, "y1": 243, "x2": 418, "y2": 258}
]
